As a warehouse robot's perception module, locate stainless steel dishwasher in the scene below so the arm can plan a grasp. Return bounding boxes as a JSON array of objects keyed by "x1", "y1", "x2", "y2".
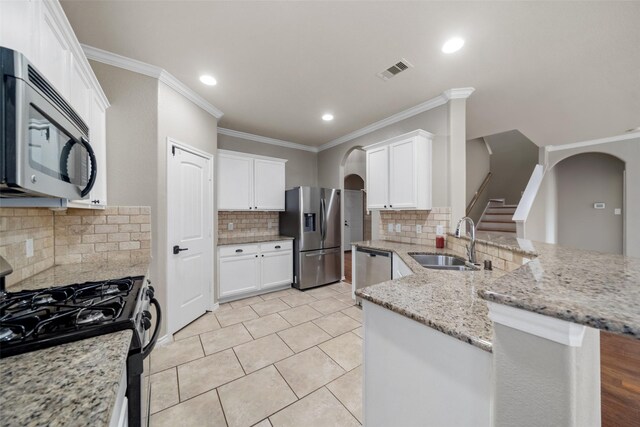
[{"x1": 355, "y1": 247, "x2": 392, "y2": 303}]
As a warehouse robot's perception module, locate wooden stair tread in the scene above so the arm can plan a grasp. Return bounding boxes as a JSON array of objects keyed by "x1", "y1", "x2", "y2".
[
  {"x1": 477, "y1": 227, "x2": 516, "y2": 233},
  {"x1": 480, "y1": 220, "x2": 516, "y2": 224}
]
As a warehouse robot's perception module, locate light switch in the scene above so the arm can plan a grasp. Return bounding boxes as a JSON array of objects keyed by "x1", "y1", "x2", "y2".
[
  {"x1": 416, "y1": 225, "x2": 422, "y2": 234},
  {"x1": 26, "y1": 238, "x2": 34, "y2": 258},
  {"x1": 614, "y1": 208, "x2": 622, "y2": 215},
  {"x1": 387, "y1": 223, "x2": 394, "y2": 233},
  {"x1": 395, "y1": 224, "x2": 402, "y2": 233},
  {"x1": 227, "y1": 222, "x2": 234, "y2": 231}
]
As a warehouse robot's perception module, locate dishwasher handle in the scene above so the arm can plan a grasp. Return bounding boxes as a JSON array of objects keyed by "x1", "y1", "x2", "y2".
[{"x1": 355, "y1": 247, "x2": 391, "y2": 258}]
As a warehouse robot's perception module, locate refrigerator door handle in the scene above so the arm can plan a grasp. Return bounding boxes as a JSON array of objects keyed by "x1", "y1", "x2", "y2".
[{"x1": 320, "y1": 198, "x2": 327, "y2": 241}]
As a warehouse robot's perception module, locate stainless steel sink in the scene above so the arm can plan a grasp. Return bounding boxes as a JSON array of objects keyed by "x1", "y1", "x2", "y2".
[{"x1": 409, "y1": 253, "x2": 478, "y2": 271}]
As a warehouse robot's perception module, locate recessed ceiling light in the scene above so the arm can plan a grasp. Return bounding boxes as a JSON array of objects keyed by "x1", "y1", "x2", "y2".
[
  {"x1": 442, "y1": 37, "x2": 465, "y2": 54},
  {"x1": 199, "y1": 75, "x2": 217, "y2": 86},
  {"x1": 322, "y1": 113, "x2": 334, "y2": 121}
]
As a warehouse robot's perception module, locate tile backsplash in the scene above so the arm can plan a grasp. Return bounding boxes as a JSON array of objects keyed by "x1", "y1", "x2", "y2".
[
  {"x1": 0, "y1": 206, "x2": 151, "y2": 286},
  {"x1": 218, "y1": 211, "x2": 279, "y2": 239},
  {"x1": 0, "y1": 209, "x2": 55, "y2": 287},
  {"x1": 379, "y1": 207, "x2": 451, "y2": 245}
]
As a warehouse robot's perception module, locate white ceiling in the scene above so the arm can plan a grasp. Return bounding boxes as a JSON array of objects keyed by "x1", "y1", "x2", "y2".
[{"x1": 60, "y1": 1, "x2": 640, "y2": 147}]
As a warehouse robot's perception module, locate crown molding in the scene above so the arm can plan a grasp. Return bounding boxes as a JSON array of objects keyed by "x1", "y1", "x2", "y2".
[
  {"x1": 82, "y1": 44, "x2": 223, "y2": 119},
  {"x1": 545, "y1": 131, "x2": 640, "y2": 152},
  {"x1": 318, "y1": 87, "x2": 475, "y2": 152},
  {"x1": 218, "y1": 128, "x2": 318, "y2": 153}
]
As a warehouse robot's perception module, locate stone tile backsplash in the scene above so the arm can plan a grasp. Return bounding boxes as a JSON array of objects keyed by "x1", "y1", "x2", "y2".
[
  {"x1": 0, "y1": 206, "x2": 151, "y2": 285},
  {"x1": 218, "y1": 211, "x2": 279, "y2": 239},
  {"x1": 379, "y1": 207, "x2": 451, "y2": 245},
  {"x1": 0, "y1": 209, "x2": 55, "y2": 287}
]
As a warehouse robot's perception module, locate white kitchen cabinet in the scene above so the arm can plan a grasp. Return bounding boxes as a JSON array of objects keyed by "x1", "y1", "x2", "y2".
[
  {"x1": 364, "y1": 129, "x2": 433, "y2": 211},
  {"x1": 218, "y1": 240, "x2": 293, "y2": 301},
  {"x1": 218, "y1": 150, "x2": 286, "y2": 211},
  {"x1": 0, "y1": 0, "x2": 110, "y2": 209}
]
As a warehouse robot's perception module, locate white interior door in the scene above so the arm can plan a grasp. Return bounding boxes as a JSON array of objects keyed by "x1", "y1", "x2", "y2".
[
  {"x1": 168, "y1": 141, "x2": 214, "y2": 334},
  {"x1": 344, "y1": 190, "x2": 364, "y2": 251}
]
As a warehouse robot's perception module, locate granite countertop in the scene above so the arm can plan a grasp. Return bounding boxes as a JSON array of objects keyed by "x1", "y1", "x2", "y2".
[
  {"x1": 0, "y1": 330, "x2": 133, "y2": 427},
  {"x1": 354, "y1": 240, "x2": 504, "y2": 352},
  {"x1": 217, "y1": 235, "x2": 295, "y2": 246},
  {"x1": 478, "y1": 240, "x2": 640, "y2": 339},
  {"x1": 7, "y1": 258, "x2": 151, "y2": 292}
]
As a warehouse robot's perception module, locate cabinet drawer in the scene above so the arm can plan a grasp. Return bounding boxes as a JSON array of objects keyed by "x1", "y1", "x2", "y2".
[
  {"x1": 260, "y1": 240, "x2": 293, "y2": 252},
  {"x1": 219, "y1": 244, "x2": 259, "y2": 257}
]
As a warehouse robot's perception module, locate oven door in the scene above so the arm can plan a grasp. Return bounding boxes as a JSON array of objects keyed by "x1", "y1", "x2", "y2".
[{"x1": 2, "y1": 75, "x2": 97, "y2": 199}]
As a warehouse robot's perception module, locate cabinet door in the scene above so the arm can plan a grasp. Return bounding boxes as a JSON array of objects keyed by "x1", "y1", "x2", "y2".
[
  {"x1": 218, "y1": 154, "x2": 253, "y2": 210},
  {"x1": 38, "y1": 3, "x2": 71, "y2": 99},
  {"x1": 253, "y1": 159, "x2": 285, "y2": 210},
  {"x1": 89, "y1": 95, "x2": 107, "y2": 207},
  {"x1": 0, "y1": 0, "x2": 37, "y2": 62},
  {"x1": 261, "y1": 250, "x2": 293, "y2": 290},
  {"x1": 389, "y1": 138, "x2": 418, "y2": 209},
  {"x1": 68, "y1": 56, "x2": 92, "y2": 123},
  {"x1": 366, "y1": 146, "x2": 389, "y2": 209},
  {"x1": 219, "y1": 254, "x2": 260, "y2": 298}
]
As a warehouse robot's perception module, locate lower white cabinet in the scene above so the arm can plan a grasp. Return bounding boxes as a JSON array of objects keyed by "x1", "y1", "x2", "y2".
[{"x1": 219, "y1": 240, "x2": 293, "y2": 300}]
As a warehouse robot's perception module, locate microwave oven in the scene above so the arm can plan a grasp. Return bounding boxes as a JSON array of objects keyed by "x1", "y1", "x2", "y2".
[{"x1": 0, "y1": 47, "x2": 97, "y2": 200}]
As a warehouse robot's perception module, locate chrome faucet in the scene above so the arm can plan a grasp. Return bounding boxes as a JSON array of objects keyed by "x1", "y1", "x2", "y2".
[{"x1": 455, "y1": 217, "x2": 477, "y2": 264}]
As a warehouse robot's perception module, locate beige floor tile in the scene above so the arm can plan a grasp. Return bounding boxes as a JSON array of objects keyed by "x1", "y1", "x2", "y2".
[
  {"x1": 341, "y1": 306, "x2": 363, "y2": 323},
  {"x1": 275, "y1": 347, "x2": 345, "y2": 398},
  {"x1": 214, "y1": 302, "x2": 233, "y2": 313},
  {"x1": 313, "y1": 312, "x2": 360, "y2": 337},
  {"x1": 319, "y1": 332, "x2": 363, "y2": 371},
  {"x1": 250, "y1": 298, "x2": 291, "y2": 317},
  {"x1": 327, "y1": 282, "x2": 352, "y2": 294},
  {"x1": 308, "y1": 297, "x2": 351, "y2": 315},
  {"x1": 252, "y1": 420, "x2": 272, "y2": 427},
  {"x1": 259, "y1": 289, "x2": 294, "y2": 301},
  {"x1": 327, "y1": 366, "x2": 363, "y2": 422},
  {"x1": 149, "y1": 368, "x2": 179, "y2": 415},
  {"x1": 304, "y1": 286, "x2": 339, "y2": 300},
  {"x1": 278, "y1": 305, "x2": 323, "y2": 326},
  {"x1": 230, "y1": 295, "x2": 264, "y2": 308},
  {"x1": 334, "y1": 292, "x2": 356, "y2": 304},
  {"x1": 280, "y1": 293, "x2": 316, "y2": 307},
  {"x1": 218, "y1": 365, "x2": 297, "y2": 427},
  {"x1": 352, "y1": 326, "x2": 364, "y2": 339},
  {"x1": 177, "y1": 349, "x2": 245, "y2": 400},
  {"x1": 216, "y1": 305, "x2": 259, "y2": 327},
  {"x1": 200, "y1": 323, "x2": 253, "y2": 355},
  {"x1": 243, "y1": 313, "x2": 292, "y2": 339},
  {"x1": 277, "y1": 322, "x2": 332, "y2": 353},
  {"x1": 149, "y1": 389, "x2": 226, "y2": 427},
  {"x1": 269, "y1": 387, "x2": 360, "y2": 427},
  {"x1": 234, "y1": 334, "x2": 294, "y2": 373},
  {"x1": 150, "y1": 336, "x2": 204, "y2": 374},
  {"x1": 173, "y1": 313, "x2": 221, "y2": 341}
]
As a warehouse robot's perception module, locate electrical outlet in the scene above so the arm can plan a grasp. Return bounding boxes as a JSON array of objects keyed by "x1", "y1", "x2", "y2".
[
  {"x1": 416, "y1": 225, "x2": 422, "y2": 234},
  {"x1": 614, "y1": 208, "x2": 621, "y2": 215},
  {"x1": 436, "y1": 225, "x2": 444, "y2": 235},
  {"x1": 26, "y1": 238, "x2": 34, "y2": 258},
  {"x1": 387, "y1": 223, "x2": 394, "y2": 232},
  {"x1": 227, "y1": 222, "x2": 234, "y2": 231},
  {"x1": 395, "y1": 224, "x2": 402, "y2": 233}
]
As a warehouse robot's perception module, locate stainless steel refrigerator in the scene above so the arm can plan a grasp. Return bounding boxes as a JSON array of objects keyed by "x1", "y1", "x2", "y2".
[{"x1": 280, "y1": 187, "x2": 341, "y2": 290}]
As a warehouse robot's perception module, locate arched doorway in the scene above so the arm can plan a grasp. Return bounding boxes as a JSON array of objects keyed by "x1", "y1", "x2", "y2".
[{"x1": 555, "y1": 152, "x2": 625, "y2": 254}]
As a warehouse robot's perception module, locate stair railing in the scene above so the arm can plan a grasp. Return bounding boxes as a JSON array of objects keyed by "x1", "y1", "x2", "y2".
[{"x1": 466, "y1": 172, "x2": 492, "y2": 216}]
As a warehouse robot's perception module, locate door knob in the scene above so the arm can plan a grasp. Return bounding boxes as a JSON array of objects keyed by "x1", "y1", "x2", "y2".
[{"x1": 173, "y1": 245, "x2": 189, "y2": 254}]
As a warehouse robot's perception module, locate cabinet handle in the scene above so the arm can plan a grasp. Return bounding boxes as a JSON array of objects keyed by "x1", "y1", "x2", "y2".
[
  {"x1": 275, "y1": 245, "x2": 281, "y2": 249},
  {"x1": 249, "y1": 207, "x2": 252, "y2": 210},
  {"x1": 261, "y1": 254, "x2": 264, "y2": 257},
  {"x1": 384, "y1": 205, "x2": 387, "y2": 208},
  {"x1": 254, "y1": 206, "x2": 257, "y2": 209},
  {"x1": 235, "y1": 249, "x2": 243, "y2": 253},
  {"x1": 255, "y1": 255, "x2": 258, "y2": 258},
  {"x1": 390, "y1": 205, "x2": 393, "y2": 208}
]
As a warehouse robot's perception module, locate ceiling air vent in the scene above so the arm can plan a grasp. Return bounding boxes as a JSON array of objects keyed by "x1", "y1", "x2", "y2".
[{"x1": 377, "y1": 58, "x2": 414, "y2": 81}]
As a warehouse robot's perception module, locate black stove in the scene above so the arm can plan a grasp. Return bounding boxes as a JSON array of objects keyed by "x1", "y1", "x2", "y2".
[{"x1": 0, "y1": 276, "x2": 150, "y2": 358}]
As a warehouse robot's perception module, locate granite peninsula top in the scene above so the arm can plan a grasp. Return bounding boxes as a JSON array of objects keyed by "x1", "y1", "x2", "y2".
[
  {"x1": 217, "y1": 235, "x2": 294, "y2": 246},
  {"x1": 7, "y1": 258, "x2": 151, "y2": 292},
  {"x1": 355, "y1": 236, "x2": 640, "y2": 352},
  {"x1": 0, "y1": 330, "x2": 133, "y2": 427}
]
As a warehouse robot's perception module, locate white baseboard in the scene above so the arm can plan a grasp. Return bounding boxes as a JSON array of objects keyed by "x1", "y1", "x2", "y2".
[{"x1": 156, "y1": 334, "x2": 173, "y2": 347}]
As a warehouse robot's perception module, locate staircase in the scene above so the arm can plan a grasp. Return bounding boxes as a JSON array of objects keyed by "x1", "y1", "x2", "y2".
[{"x1": 477, "y1": 199, "x2": 517, "y2": 233}]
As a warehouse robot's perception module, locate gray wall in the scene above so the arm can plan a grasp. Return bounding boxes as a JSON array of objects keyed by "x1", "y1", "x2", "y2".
[
  {"x1": 344, "y1": 148, "x2": 366, "y2": 180},
  {"x1": 556, "y1": 153, "x2": 624, "y2": 254},
  {"x1": 317, "y1": 105, "x2": 450, "y2": 206},
  {"x1": 485, "y1": 130, "x2": 539, "y2": 205},
  {"x1": 217, "y1": 134, "x2": 317, "y2": 188},
  {"x1": 466, "y1": 137, "x2": 491, "y2": 223}
]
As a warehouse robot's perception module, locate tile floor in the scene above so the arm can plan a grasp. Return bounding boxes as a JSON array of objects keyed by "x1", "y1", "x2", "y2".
[{"x1": 149, "y1": 282, "x2": 363, "y2": 427}]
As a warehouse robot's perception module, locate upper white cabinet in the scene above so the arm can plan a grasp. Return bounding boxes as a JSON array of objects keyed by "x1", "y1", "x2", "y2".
[
  {"x1": 364, "y1": 129, "x2": 433, "y2": 211},
  {"x1": 218, "y1": 150, "x2": 287, "y2": 211},
  {"x1": 0, "y1": 0, "x2": 110, "y2": 209}
]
